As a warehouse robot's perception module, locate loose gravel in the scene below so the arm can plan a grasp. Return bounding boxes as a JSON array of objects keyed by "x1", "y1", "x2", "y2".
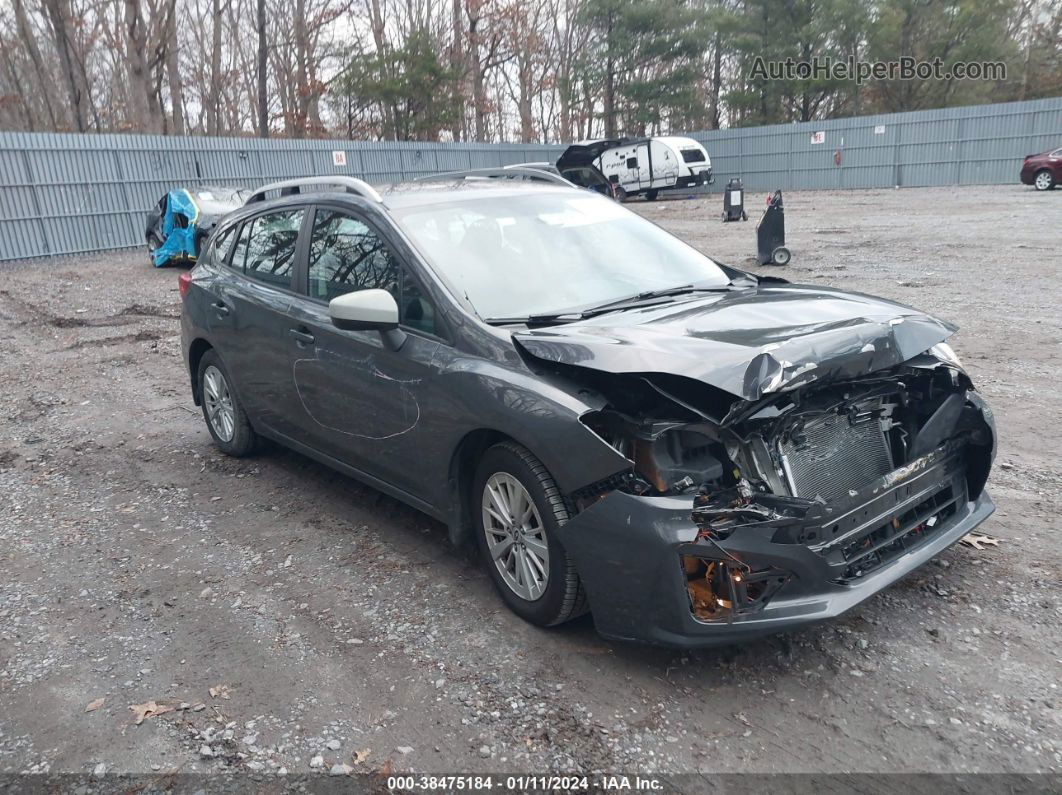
[{"x1": 0, "y1": 185, "x2": 1059, "y2": 779}]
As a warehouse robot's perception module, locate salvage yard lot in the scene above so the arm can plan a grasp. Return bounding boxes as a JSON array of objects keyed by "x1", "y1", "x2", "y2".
[{"x1": 1, "y1": 185, "x2": 1059, "y2": 777}]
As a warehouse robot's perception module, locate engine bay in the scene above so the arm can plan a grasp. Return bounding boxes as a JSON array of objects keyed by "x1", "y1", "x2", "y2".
[{"x1": 569, "y1": 355, "x2": 995, "y2": 622}]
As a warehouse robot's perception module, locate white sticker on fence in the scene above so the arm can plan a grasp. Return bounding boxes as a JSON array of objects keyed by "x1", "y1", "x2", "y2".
[
  {"x1": 874, "y1": 125, "x2": 886, "y2": 135},
  {"x1": 332, "y1": 150, "x2": 347, "y2": 167},
  {"x1": 810, "y1": 131, "x2": 825, "y2": 145}
]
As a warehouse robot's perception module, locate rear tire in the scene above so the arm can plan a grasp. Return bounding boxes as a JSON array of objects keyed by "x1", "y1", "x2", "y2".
[
  {"x1": 147, "y1": 234, "x2": 162, "y2": 266},
  {"x1": 473, "y1": 442, "x2": 588, "y2": 627},
  {"x1": 197, "y1": 350, "x2": 257, "y2": 457},
  {"x1": 1034, "y1": 170, "x2": 1055, "y2": 191},
  {"x1": 771, "y1": 246, "x2": 792, "y2": 266}
]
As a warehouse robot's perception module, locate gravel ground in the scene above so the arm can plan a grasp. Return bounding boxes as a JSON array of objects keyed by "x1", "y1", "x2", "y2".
[{"x1": 1, "y1": 185, "x2": 1060, "y2": 782}]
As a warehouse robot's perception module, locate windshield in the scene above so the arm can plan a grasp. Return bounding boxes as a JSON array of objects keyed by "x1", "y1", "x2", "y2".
[
  {"x1": 196, "y1": 187, "x2": 249, "y2": 203},
  {"x1": 391, "y1": 192, "x2": 730, "y2": 319}
]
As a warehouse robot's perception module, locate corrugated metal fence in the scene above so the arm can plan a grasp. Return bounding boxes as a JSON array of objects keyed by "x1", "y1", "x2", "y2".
[
  {"x1": 0, "y1": 136, "x2": 563, "y2": 262},
  {"x1": 1, "y1": 96, "x2": 1059, "y2": 262},
  {"x1": 692, "y1": 96, "x2": 1062, "y2": 191}
]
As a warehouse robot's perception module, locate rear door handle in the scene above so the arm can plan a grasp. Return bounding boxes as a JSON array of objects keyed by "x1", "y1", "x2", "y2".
[
  {"x1": 212, "y1": 301, "x2": 231, "y2": 317},
  {"x1": 289, "y1": 328, "x2": 315, "y2": 345}
]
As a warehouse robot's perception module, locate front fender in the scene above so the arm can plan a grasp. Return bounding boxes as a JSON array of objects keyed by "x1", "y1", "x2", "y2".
[{"x1": 435, "y1": 359, "x2": 631, "y2": 497}]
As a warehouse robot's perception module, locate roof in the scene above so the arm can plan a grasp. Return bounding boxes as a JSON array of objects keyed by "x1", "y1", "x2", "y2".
[
  {"x1": 379, "y1": 179, "x2": 573, "y2": 210},
  {"x1": 235, "y1": 174, "x2": 577, "y2": 216}
]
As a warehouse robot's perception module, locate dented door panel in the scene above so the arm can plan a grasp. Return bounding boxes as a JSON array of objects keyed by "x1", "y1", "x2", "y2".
[{"x1": 285, "y1": 294, "x2": 443, "y2": 500}]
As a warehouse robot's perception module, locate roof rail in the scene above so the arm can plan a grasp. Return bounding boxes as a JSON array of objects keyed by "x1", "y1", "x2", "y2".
[
  {"x1": 413, "y1": 167, "x2": 575, "y2": 188},
  {"x1": 245, "y1": 176, "x2": 383, "y2": 205}
]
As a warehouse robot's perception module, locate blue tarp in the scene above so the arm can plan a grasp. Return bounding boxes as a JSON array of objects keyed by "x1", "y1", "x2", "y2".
[{"x1": 153, "y1": 189, "x2": 200, "y2": 267}]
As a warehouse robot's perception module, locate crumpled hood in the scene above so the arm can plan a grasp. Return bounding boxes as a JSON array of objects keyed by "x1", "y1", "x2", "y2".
[{"x1": 512, "y1": 285, "x2": 956, "y2": 401}]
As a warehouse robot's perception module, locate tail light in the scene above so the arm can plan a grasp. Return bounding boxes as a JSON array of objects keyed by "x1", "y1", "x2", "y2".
[{"x1": 178, "y1": 271, "x2": 192, "y2": 300}]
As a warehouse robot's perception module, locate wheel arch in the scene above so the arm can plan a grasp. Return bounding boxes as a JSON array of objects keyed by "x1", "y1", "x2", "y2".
[
  {"x1": 445, "y1": 428, "x2": 519, "y2": 548},
  {"x1": 187, "y1": 337, "x2": 214, "y2": 405}
]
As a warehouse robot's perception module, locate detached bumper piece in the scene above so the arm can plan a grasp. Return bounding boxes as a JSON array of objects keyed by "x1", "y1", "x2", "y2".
[{"x1": 556, "y1": 440, "x2": 993, "y2": 648}]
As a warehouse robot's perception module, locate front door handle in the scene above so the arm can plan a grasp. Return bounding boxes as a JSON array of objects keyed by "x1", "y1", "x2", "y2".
[
  {"x1": 212, "y1": 301, "x2": 231, "y2": 317},
  {"x1": 289, "y1": 328, "x2": 315, "y2": 346}
]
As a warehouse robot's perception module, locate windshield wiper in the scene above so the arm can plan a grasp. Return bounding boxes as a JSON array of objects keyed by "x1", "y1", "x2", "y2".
[
  {"x1": 578, "y1": 284, "x2": 697, "y2": 313},
  {"x1": 484, "y1": 283, "x2": 738, "y2": 328},
  {"x1": 484, "y1": 313, "x2": 582, "y2": 327}
]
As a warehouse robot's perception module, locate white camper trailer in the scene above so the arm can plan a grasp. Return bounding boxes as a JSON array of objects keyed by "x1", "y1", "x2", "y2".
[{"x1": 562, "y1": 137, "x2": 712, "y2": 201}]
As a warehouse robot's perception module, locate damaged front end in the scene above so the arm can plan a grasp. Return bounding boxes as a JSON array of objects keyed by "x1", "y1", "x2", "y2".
[{"x1": 552, "y1": 348, "x2": 995, "y2": 646}]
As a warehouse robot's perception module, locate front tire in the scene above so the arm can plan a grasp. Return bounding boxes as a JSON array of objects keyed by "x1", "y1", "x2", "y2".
[
  {"x1": 473, "y1": 442, "x2": 588, "y2": 627},
  {"x1": 197, "y1": 350, "x2": 257, "y2": 456},
  {"x1": 1034, "y1": 170, "x2": 1056, "y2": 191},
  {"x1": 147, "y1": 234, "x2": 162, "y2": 265}
]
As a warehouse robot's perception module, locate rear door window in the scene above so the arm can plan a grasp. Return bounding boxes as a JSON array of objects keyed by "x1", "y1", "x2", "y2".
[{"x1": 234, "y1": 209, "x2": 304, "y2": 288}]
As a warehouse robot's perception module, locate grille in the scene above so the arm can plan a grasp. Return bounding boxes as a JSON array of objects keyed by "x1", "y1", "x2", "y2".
[
  {"x1": 780, "y1": 412, "x2": 893, "y2": 502},
  {"x1": 835, "y1": 484, "x2": 960, "y2": 583}
]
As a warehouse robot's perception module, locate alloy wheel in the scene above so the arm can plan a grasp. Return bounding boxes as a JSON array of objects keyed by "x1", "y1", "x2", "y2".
[
  {"x1": 481, "y1": 472, "x2": 550, "y2": 601},
  {"x1": 202, "y1": 365, "x2": 236, "y2": 442},
  {"x1": 1035, "y1": 171, "x2": 1053, "y2": 190}
]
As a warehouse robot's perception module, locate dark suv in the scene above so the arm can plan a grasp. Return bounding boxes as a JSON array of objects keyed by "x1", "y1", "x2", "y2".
[
  {"x1": 180, "y1": 173, "x2": 996, "y2": 648},
  {"x1": 1020, "y1": 147, "x2": 1061, "y2": 190}
]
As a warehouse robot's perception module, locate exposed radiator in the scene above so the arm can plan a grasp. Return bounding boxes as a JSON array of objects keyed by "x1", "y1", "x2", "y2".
[{"x1": 779, "y1": 409, "x2": 893, "y2": 502}]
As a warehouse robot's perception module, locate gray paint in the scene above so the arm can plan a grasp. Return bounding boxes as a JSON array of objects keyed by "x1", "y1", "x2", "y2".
[
  {"x1": 513, "y1": 285, "x2": 956, "y2": 402},
  {"x1": 2, "y1": 96, "x2": 1059, "y2": 262},
  {"x1": 179, "y1": 180, "x2": 996, "y2": 647}
]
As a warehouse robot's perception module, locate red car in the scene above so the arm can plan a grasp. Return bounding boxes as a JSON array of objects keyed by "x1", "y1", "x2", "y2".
[{"x1": 1020, "y1": 146, "x2": 1062, "y2": 191}]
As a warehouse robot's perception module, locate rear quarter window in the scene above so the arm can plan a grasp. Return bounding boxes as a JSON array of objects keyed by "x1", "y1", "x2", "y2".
[{"x1": 209, "y1": 224, "x2": 239, "y2": 266}]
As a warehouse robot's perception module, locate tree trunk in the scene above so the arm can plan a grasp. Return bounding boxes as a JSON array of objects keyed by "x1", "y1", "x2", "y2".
[
  {"x1": 517, "y1": 51, "x2": 534, "y2": 142},
  {"x1": 123, "y1": 0, "x2": 158, "y2": 132},
  {"x1": 450, "y1": 0, "x2": 464, "y2": 140},
  {"x1": 708, "y1": 31, "x2": 722, "y2": 130},
  {"x1": 257, "y1": 0, "x2": 268, "y2": 136},
  {"x1": 467, "y1": 11, "x2": 488, "y2": 142},
  {"x1": 41, "y1": 0, "x2": 90, "y2": 131},
  {"x1": 165, "y1": 0, "x2": 185, "y2": 135},
  {"x1": 207, "y1": 0, "x2": 222, "y2": 134},
  {"x1": 13, "y1": 0, "x2": 59, "y2": 129},
  {"x1": 0, "y1": 39, "x2": 38, "y2": 130},
  {"x1": 603, "y1": 10, "x2": 616, "y2": 137}
]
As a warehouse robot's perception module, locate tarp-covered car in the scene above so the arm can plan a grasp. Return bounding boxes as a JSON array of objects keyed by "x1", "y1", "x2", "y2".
[{"x1": 146, "y1": 186, "x2": 248, "y2": 267}]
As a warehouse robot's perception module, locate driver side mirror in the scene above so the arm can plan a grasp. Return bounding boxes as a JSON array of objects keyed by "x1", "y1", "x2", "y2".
[{"x1": 329, "y1": 288, "x2": 399, "y2": 331}]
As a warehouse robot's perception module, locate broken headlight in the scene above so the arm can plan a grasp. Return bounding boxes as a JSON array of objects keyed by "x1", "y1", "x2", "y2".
[{"x1": 930, "y1": 342, "x2": 964, "y2": 372}]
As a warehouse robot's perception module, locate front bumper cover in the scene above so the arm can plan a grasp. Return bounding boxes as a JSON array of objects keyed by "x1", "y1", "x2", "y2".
[{"x1": 556, "y1": 442, "x2": 993, "y2": 648}]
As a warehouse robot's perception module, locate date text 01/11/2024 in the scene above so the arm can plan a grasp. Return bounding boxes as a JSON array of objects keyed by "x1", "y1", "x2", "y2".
[{"x1": 386, "y1": 774, "x2": 663, "y2": 791}]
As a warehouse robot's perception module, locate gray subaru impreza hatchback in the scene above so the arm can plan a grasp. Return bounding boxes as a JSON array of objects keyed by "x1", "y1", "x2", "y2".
[{"x1": 179, "y1": 172, "x2": 995, "y2": 648}]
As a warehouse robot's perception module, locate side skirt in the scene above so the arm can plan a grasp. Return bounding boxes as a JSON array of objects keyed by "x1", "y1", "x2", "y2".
[{"x1": 256, "y1": 426, "x2": 447, "y2": 524}]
